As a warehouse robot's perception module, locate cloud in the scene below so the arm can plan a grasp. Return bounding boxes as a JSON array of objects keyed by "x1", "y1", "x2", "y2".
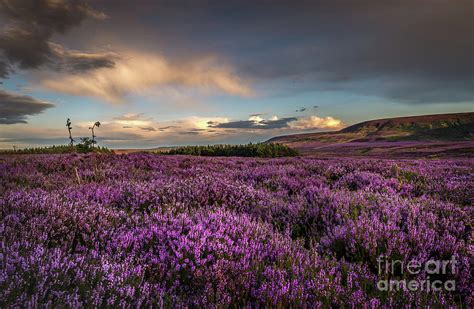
[
  {"x1": 158, "y1": 126, "x2": 177, "y2": 131},
  {"x1": 0, "y1": 0, "x2": 106, "y2": 32},
  {"x1": 179, "y1": 131, "x2": 200, "y2": 135},
  {"x1": 113, "y1": 113, "x2": 149, "y2": 121},
  {"x1": 209, "y1": 116, "x2": 297, "y2": 130},
  {"x1": 127, "y1": 0, "x2": 471, "y2": 103},
  {"x1": 0, "y1": 0, "x2": 110, "y2": 77},
  {"x1": 48, "y1": 43, "x2": 117, "y2": 73},
  {"x1": 40, "y1": 51, "x2": 252, "y2": 103},
  {"x1": 208, "y1": 114, "x2": 343, "y2": 131},
  {"x1": 3, "y1": 0, "x2": 472, "y2": 105},
  {"x1": 88, "y1": 114, "x2": 229, "y2": 141},
  {"x1": 0, "y1": 1, "x2": 253, "y2": 106},
  {"x1": 111, "y1": 112, "x2": 153, "y2": 127},
  {"x1": 0, "y1": 60, "x2": 10, "y2": 78},
  {"x1": 288, "y1": 116, "x2": 343, "y2": 130},
  {"x1": 0, "y1": 90, "x2": 54, "y2": 124}
]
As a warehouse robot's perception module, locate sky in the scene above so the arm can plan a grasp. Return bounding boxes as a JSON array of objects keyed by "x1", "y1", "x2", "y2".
[{"x1": 0, "y1": 0, "x2": 473, "y2": 149}]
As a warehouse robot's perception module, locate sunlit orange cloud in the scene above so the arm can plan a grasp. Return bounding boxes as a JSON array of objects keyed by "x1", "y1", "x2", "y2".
[
  {"x1": 288, "y1": 116, "x2": 343, "y2": 130},
  {"x1": 40, "y1": 50, "x2": 253, "y2": 103}
]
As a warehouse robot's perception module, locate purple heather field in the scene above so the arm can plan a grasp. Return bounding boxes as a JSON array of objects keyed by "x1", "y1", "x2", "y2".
[{"x1": 1, "y1": 153, "x2": 473, "y2": 307}]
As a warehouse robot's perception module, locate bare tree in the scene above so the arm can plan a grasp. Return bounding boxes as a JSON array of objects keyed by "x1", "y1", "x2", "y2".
[
  {"x1": 66, "y1": 118, "x2": 74, "y2": 146},
  {"x1": 89, "y1": 121, "x2": 101, "y2": 146}
]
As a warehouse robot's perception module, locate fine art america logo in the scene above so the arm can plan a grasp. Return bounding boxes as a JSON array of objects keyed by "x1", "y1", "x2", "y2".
[{"x1": 376, "y1": 255, "x2": 457, "y2": 292}]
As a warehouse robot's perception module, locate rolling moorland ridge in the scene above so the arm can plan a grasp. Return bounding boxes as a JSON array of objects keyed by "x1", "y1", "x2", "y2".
[{"x1": 267, "y1": 112, "x2": 474, "y2": 157}]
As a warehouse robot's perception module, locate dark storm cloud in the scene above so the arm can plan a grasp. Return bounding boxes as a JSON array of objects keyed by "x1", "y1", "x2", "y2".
[
  {"x1": 179, "y1": 131, "x2": 200, "y2": 135},
  {"x1": 179, "y1": 128, "x2": 206, "y2": 135},
  {"x1": 159, "y1": 126, "x2": 177, "y2": 131},
  {"x1": 64, "y1": 55, "x2": 114, "y2": 72},
  {"x1": 261, "y1": 118, "x2": 298, "y2": 129},
  {"x1": 0, "y1": 25, "x2": 52, "y2": 70},
  {"x1": 256, "y1": 0, "x2": 474, "y2": 103},
  {"x1": 206, "y1": 121, "x2": 218, "y2": 126},
  {"x1": 1, "y1": 0, "x2": 472, "y2": 104},
  {"x1": 0, "y1": 59, "x2": 10, "y2": 78},
  {"x1": 209, "y1": 120, "x2": 254, "y2": 129},
  {"x1": 99, "y1": 0, "x2": 473, "y2": 103},
  {"x1": 0, "y1": 0, "x2": 112, "y2": 77},
  {"x1": 0, "y1": 90, "x2": 54, "y2": 124},
  {"x1": 0, "y1": 0, "x2": 105, "y2": 32},
  {"x1": 50, "y1": 44, "x2": 116, "y2": 73},
  {"x1": 210, "y1": 117, "x2": 297, "y2": 130}
]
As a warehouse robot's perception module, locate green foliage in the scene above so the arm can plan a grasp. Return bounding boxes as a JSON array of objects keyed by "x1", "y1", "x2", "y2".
[
  {"x1": 0, "y1": 143, "x2": 111, "y2": 155},
  {"x1": 165, "y1": 143, "x2": 299, "y2": 158},
  {"x1": 0, "y1": 145, "x2": 75, "y2": 154},
  {"x1": 397, "y1": 169, "x2": 427, "y2": 196},
  {"x1": 76, "y1": 137, "x2": 95, "y2": 153}
]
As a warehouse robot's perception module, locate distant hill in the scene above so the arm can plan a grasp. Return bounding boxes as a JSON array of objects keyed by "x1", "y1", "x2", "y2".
[{"x1": 267, "y1": 112, "x2": 474, "y2": 157}]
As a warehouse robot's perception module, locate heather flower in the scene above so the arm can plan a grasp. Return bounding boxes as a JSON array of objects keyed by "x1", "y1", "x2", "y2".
[{"x1": 1, "y1": 154, "x2": 472, "y2": 306}]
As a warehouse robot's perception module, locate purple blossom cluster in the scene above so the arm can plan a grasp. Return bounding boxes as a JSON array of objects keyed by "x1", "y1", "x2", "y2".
[{"x1": 1, "y1": 154, "x2": 473, "y2": 306}]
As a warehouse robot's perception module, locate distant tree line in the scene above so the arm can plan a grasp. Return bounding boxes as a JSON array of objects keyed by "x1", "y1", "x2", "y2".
[
  {"x1": 165, "y1": 143, "x2": 299, "y2": 157},
  {"x1": 1, "y1": 145, "x2": 111, "y2": 154}
]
